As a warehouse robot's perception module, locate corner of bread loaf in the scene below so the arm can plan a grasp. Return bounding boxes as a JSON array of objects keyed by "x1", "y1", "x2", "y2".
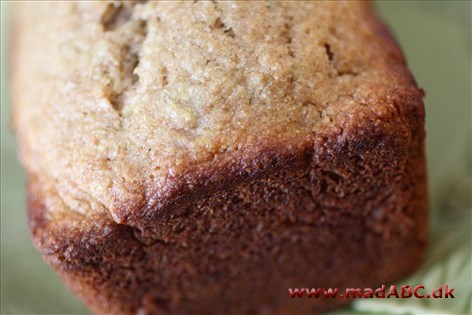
[{"x1": 27, "y1": 179, "x2": 147, "y2": 315}]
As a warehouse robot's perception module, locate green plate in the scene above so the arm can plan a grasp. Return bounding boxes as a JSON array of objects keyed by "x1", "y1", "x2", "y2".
[{"x1": 1, "y1": 2, "x2": 470, "y2": 314}]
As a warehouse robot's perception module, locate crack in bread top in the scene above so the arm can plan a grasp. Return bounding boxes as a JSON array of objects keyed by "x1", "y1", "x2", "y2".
[{"x1": 12, "y1": 1, "x2": 421, "y2": 224}]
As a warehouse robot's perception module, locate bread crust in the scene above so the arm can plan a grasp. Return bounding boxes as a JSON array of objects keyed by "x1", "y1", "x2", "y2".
[
  {"x1": 28, "y1": 94, "x2": 427, "y2": 314},
  {"x1": 15, "y1": 2, "x2": 428, "y2": 314}
]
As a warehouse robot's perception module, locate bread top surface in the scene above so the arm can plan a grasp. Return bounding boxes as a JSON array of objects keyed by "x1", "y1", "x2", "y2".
[{"x1": 12, "y1": 1, "x2": 422, "y2": 225}]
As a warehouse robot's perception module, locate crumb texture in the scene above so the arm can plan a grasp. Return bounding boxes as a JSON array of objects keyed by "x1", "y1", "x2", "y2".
[{"x1": 13, "y1": 1, "x2": 418, "y2": 223}]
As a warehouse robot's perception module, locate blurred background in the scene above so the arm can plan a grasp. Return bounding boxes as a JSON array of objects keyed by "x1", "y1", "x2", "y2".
[{"x1": 1, "y1": 1, "x2": 471, "y2": 314}]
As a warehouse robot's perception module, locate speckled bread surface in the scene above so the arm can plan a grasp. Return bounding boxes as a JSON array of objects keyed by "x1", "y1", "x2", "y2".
[{"x1": 12, "y1": 1, "x2": 427, "y2": 314}]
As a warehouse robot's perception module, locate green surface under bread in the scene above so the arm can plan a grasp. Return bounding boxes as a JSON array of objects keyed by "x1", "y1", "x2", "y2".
[{"x1": 1, "y1": 2, "x2": 470, "y2": 314}]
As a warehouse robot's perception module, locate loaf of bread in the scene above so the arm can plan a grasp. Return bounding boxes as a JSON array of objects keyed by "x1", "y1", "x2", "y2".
[{"x1": 12, "y1": 1, "x2": 427, "y2": 314}]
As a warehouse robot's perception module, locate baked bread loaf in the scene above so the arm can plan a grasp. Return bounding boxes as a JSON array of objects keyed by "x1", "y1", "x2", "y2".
[{"x1": 12, "y1": 1, "x2": 427, "y2": 314}]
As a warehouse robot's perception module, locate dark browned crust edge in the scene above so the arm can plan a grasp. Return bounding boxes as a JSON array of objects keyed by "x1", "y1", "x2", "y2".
[{"x1": 28, "y1": 88, "x2": 427, "y2": 313}]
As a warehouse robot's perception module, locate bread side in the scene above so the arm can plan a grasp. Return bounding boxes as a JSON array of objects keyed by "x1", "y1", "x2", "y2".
[
  {"x1": 28, "y1": 104, "x2": 427, "y2": 314},
  {"x1": 13, "y1": 1, "x2": 428, "y2": 314}
]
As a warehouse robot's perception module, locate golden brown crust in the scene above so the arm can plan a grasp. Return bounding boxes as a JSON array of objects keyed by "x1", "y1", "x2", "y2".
[
  {"x1": 14, "y1": 1, "x2": 422, "y2": 225},
  {"x1": 15, "y1": 1, "x2": 428, "y2": 314}
]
